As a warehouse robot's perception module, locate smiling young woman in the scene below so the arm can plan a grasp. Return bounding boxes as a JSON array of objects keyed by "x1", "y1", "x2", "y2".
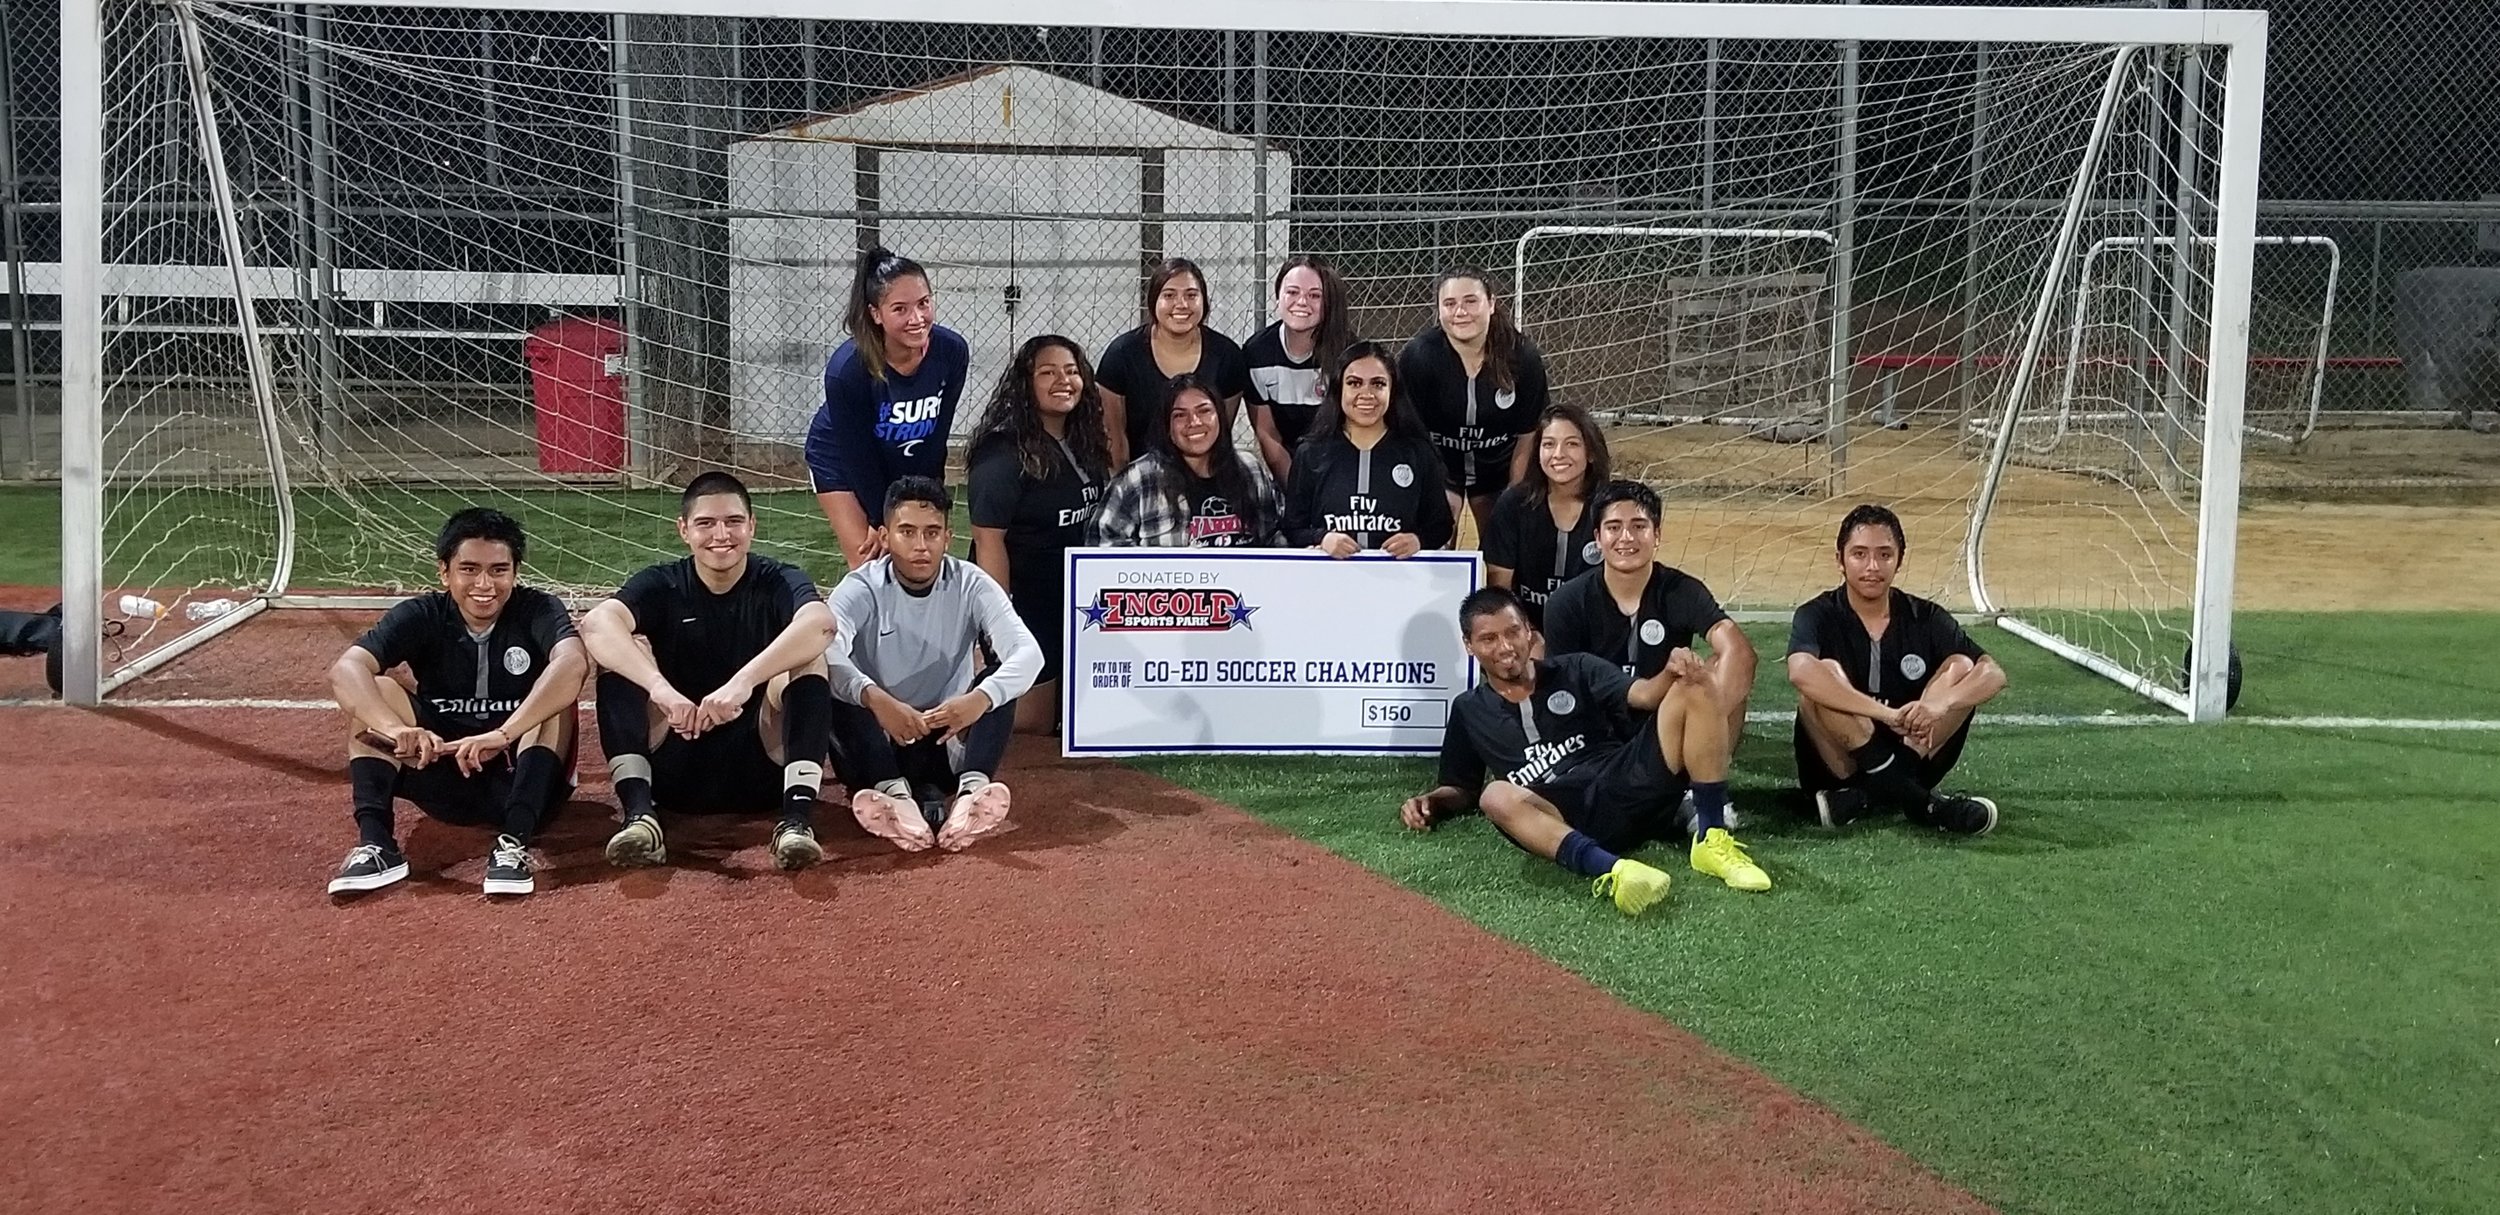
[
  {"x1": 1281, "y1": 339, "x2": 1455, "y2": 558},
  {"x1": 1094, "y1": 257, "x2": 1251, "y2": 470},
  {"x1": 807, "y1": 247, "x2": 972, "y2": 570},
  {"x1": 1243, "y1": 254, "x2": 1356, "y2": 482},
  {"x1": 1089, "y1": 374, "x2": 1283, "y2": 548},
  {"x1": 1397, "y1": 268, "x2": 1551, "y2": 542}
]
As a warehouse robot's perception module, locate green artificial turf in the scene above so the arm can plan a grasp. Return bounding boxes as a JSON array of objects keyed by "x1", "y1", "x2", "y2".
[{"x1": 1143, "y1": 627, "x2": 2500, "y2": 1215}]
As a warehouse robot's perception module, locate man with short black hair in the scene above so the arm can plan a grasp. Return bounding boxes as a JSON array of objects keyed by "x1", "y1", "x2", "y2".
[
  {"x1": 327, "y1": 508, "x2": 588, "y2": 897},
  {"x1": 1541, "y1": 479, "x2": 1757, "y2": 832},
  {"x1": 1399, "y1": 586, "x2": 1771, "y2": 912},
  {"x1": 833, "y1": 476, "x2": 1041, "y2": 852},
  {"x1": 580, "y1": 472, "x2": 839, "y2": 870},
  {"x1": 1787, "y1": 503, "x2": 2007, "y2": 834}
]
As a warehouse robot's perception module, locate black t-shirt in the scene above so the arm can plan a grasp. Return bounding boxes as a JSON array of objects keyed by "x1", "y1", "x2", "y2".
[
  {"x1": 1395, "y1": 325, "x2": 1551, "y2": 495},
  {"x1": 1542, "y1": 562, "x2": 1730, "y2": 680},
  {"x1": 1242, "y1": 321, "x2": 1327, "y2": 450},
  {"x1": 613, "y1": 554, "x2": 821, "y2": 701},
  {"x1": 1787, "y1": 586, "x2": 1988, "y2": 707},
  {"x1": 1095, "y1": 325, "x2": 1252, "y2": 457},
  {"x1": 1180, "y1": 470, "x2": 1254, "y2": 546},
  {"x1": 1279, "y1": 431, "x2": 1457, "y2": 550},
  {"x1": 966, "y1": 434, "x2": 1102, "y2": 611},
  {"x1": 353, "y1": 587, "x2": 576, "y2": 737},
  {"x1": 1437, "y1": 654, "x2": 1637, "y2": 794},
  {"x1": 1483, "y1": 485, "x2": 1597, "y2": 625}
]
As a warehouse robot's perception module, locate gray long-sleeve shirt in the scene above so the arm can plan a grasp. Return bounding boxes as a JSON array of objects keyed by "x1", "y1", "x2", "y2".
[{"x1": 824, "y1": 555, "x2": 1042, "y2": 712}]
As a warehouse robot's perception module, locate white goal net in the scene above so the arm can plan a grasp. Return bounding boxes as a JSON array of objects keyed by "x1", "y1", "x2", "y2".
[{"x1": 53, "y1": 0, "x2": 2266, "y2": 718}]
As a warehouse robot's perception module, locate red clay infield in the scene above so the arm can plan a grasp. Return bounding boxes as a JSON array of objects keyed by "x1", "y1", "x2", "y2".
[{"x1": 0, "y1": 610, "x2": 1990, "y2": 1213}]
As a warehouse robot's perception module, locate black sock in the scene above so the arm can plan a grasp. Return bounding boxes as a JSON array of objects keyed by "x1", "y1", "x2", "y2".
[
  {"x1": 596, "y1": 672, "x2": 657, "y2": 821},
  {"x1": 502, "y1": 746, "x2": 563, "y2": 844},
  {"x1": 348, "y1": 757, "x2": 398, "y2": 849},
  {"x1": 780, "y1": 674, "x2": 833, "y2": 828},
  {"x1": 1850, "y1": 738, "x2": 1936, "y2": 813}
]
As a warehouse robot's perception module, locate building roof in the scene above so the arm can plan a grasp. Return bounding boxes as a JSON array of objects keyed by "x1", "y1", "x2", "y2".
[{"x1": 749, "y1": 64, "x2": 1261, "y2": 152}]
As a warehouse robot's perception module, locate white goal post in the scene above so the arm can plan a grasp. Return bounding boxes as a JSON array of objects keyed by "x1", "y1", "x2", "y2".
[{"x1": 53, "y1": 0, "x2": 2270, "y2": 724}]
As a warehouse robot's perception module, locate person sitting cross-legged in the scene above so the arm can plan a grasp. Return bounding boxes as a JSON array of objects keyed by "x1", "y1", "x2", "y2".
[
  {"x1": 326, "y1": 508, "x2": 588, "y2": 897},
  {"x1": 833, "y1": 476, "x2": 1043, "y2": 853},
  {"x1": 1399, "y1": 587, "x2": 1772, "y2": 916},
  {"x1": 1787, "y1": 503, "x2": 2008, "y2": 835},
  {"x1": 580, "y1": 471, "x2": 839, "y2": 871}
]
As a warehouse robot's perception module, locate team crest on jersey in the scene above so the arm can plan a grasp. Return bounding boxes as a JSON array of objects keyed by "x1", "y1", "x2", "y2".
[
  {"x1": 1081, "y1": 588, "x2": 1259, "y2": 632},
  {"x1": 502, "y1": 646, "x2": 531, "y2": 675},
  {"x1": 1581, "y1": 541, "x2": 1601, "y2": 565},
  {"x1": 1900, "y1": 653, "x2": 1928, "y2": 680},
  {"x1": 1391, "y1": 463, "x2": 1414, "y2": 488},
  {"x1": 1546, "y1": 690, "x2": 1577, "y2": 715},
  {"x1": 1639, "y1": 619, "x2": 1666, "y2": 646}
]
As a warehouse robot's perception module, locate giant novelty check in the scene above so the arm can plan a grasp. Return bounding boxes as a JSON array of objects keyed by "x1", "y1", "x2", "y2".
[{"x1": 1062, "y1": 548, "x2": 1483, "y2": 756}]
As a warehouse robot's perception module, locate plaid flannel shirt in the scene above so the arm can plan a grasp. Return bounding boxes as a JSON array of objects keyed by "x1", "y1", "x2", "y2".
[{"x1": 1087, "y1": 451, "x2": 1285, "y2": 548}]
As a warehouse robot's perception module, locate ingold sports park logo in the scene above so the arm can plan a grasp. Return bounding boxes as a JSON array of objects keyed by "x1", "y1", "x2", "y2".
[{"x1": 1078, "y1": 587, "x2": 1259, "y2": 632}]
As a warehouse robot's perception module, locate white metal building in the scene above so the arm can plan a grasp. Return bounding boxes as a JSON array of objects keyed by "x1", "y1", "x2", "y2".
[{"x1": 727, "y1": 64, "x2": 1295, "y2": 444}]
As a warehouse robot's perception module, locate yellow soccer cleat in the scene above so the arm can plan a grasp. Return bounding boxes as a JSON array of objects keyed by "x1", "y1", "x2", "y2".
[
  {"x1": 1591, "y1": 858, "x2": 1673, "y2": 916},
  {"x1": 1690, "y1": 827, "x2": 1772, "y2": 892}
]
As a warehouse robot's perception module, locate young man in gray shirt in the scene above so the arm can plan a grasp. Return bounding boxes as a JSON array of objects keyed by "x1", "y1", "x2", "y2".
[{"x1": 831, "y1": 476, "x2": 1043, "y2": 852}]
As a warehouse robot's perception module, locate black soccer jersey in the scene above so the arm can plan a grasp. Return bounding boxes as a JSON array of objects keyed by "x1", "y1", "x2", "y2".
[
  {"x1": 966, "y1": 433, "x2": 1101, "y2": 612},
  {"x1": 1437, "y1": 654, "x2": 1637, "y2": 793},
  {"x1": 1396, "y1": 325, "x2": 1551, "y2": 496},
  {"x1": 1242, "y1": 321, "x2": 1327, "y2": 450},
  {"x1": 1482, "y1": 485, "x2": 1597, "y2": 625},
  {"x1": 1280, "y1": 432, "x2": 1456, "y2": 550},
  {"x1": 1787, "y1": 586, "x2": 1987, "y2": 708},
  {"x1": 1095, "y1": 325, "x2": 1252, "y2": 457},
  {"x1": 1542, "y1": 562, "x2": 1730, "y2": 680},
  {"x1": 353, "y1": 587, "x2": 576, "y2": 737},
  {"x1": 613, "y1": 554, "x2": 821, "y2": 702}
]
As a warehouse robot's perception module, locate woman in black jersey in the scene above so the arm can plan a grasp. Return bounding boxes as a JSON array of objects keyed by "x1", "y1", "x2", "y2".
[
  {"x1": 1484, "y1": 403, "x2": 1611, "y2": 626},
  {"x1": 1283, "y1": 340, "x2": 1455, "y2": 557},
  {"x1": 1094, "y1": 257, "x2": 1250, "y2": 470},
  {"x1": 1397, "y1": 268, "x2": 1550, "y2": 541},
  {"x1": 1243, "y1": 254, "x2": 1354, "y2": 483},
  {"x1": 965, "y1": 334, "x2": 1113, "y2": 734}
]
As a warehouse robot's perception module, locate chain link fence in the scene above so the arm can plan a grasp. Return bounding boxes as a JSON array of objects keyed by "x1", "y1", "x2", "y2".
[{"x1": 2, "y1": 0, "x2": 2492, "y2": 491}]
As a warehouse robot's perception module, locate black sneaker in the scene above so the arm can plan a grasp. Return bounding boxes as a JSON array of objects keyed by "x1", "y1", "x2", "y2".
[
  {"x1": 1816, "y1": 788, "x2": 1873, "y2": 831},
  {"x1": 771, "y1": 821, "x2": 824, "y2": 871},
  {"x1": 483, "y1": 834, "x2": 535, "y2": 895},
  {"x1": 1930, "y1": 794, "x2": 2000, "y2": 837},
  {"x1": 328, "y1": 842, "x2": 409, "y2": 894}
]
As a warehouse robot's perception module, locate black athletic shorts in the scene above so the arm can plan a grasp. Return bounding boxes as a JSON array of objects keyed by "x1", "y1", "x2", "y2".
[
  {"x1": 649, "y1": 718, "x2": 784, "y2": 814},
  {"x1": 395, "y1": 755, "x2": 571, "y2": 827},
  {"x1": 1793, "y1": 716, "x2": 1973, "y2": 794},
  {"x1": 1525, "y1": 735, "x2": 1691, "y2": 852}
]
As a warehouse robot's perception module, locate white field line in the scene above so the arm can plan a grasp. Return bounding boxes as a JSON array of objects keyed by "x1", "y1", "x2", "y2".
[{"x1": 3, "y1": 698, "x2": 2496, "y2": 731}]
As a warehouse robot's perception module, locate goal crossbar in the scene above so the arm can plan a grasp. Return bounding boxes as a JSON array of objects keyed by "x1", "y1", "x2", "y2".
[{"x1": 190, "y1": 0, "x2": 2270, "y2": 49}]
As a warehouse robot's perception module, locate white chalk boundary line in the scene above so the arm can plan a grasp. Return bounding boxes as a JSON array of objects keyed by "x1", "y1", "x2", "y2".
[{"x1": 4, "y1": 698, "x2": 2496, "y2": 731}]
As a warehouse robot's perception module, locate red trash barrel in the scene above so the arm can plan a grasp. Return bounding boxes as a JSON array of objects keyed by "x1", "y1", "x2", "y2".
[{"x1": 523, "y1": 316, "x2": 627, "y2": 474}]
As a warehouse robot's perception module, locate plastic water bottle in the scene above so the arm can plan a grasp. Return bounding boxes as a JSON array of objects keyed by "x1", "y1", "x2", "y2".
[
  {"x1": 185, "y1": 598, "x2": 243, "y2": 622},
  {"x1": 118, "y1": 594, "x2": 167, "y2": 619}
]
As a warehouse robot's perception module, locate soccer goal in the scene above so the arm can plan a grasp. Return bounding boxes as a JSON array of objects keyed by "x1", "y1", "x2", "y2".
[{"x1": 50, "y1": 0, "x2": 2268, "y2": 722}]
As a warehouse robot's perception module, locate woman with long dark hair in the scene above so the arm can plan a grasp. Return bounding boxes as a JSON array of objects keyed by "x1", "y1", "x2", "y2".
[
  {"x1": 965, "y1": 335, "x2": 1114, "y2": 733},
  {"x1": 1396, "y1": 268, "x2": 1550, "y2": 541},
  {"x1": 808, "y1": 246, "x2": 972, "y2": 568},
  {"x1": 1282, "y1": 340, "x2": 1454, "y2": 557},
  {"x1": 1484, "y1": 403, "x2": 1611, "y2": 625},
  {"x1": 1094, "y1": 257, "x2": 1250, "y2": 469},
  {"x1": 1089, "y1": 374, "x2": 1282, "y2": 548},
  {"x1": 1243, "y1": 254, "x2": 1355, "y2": 482}
]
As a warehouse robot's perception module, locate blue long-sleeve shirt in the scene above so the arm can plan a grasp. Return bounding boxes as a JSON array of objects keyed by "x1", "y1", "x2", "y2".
[{"x1": 806, "y1": 326, "x2": 972, "y2": 523}]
